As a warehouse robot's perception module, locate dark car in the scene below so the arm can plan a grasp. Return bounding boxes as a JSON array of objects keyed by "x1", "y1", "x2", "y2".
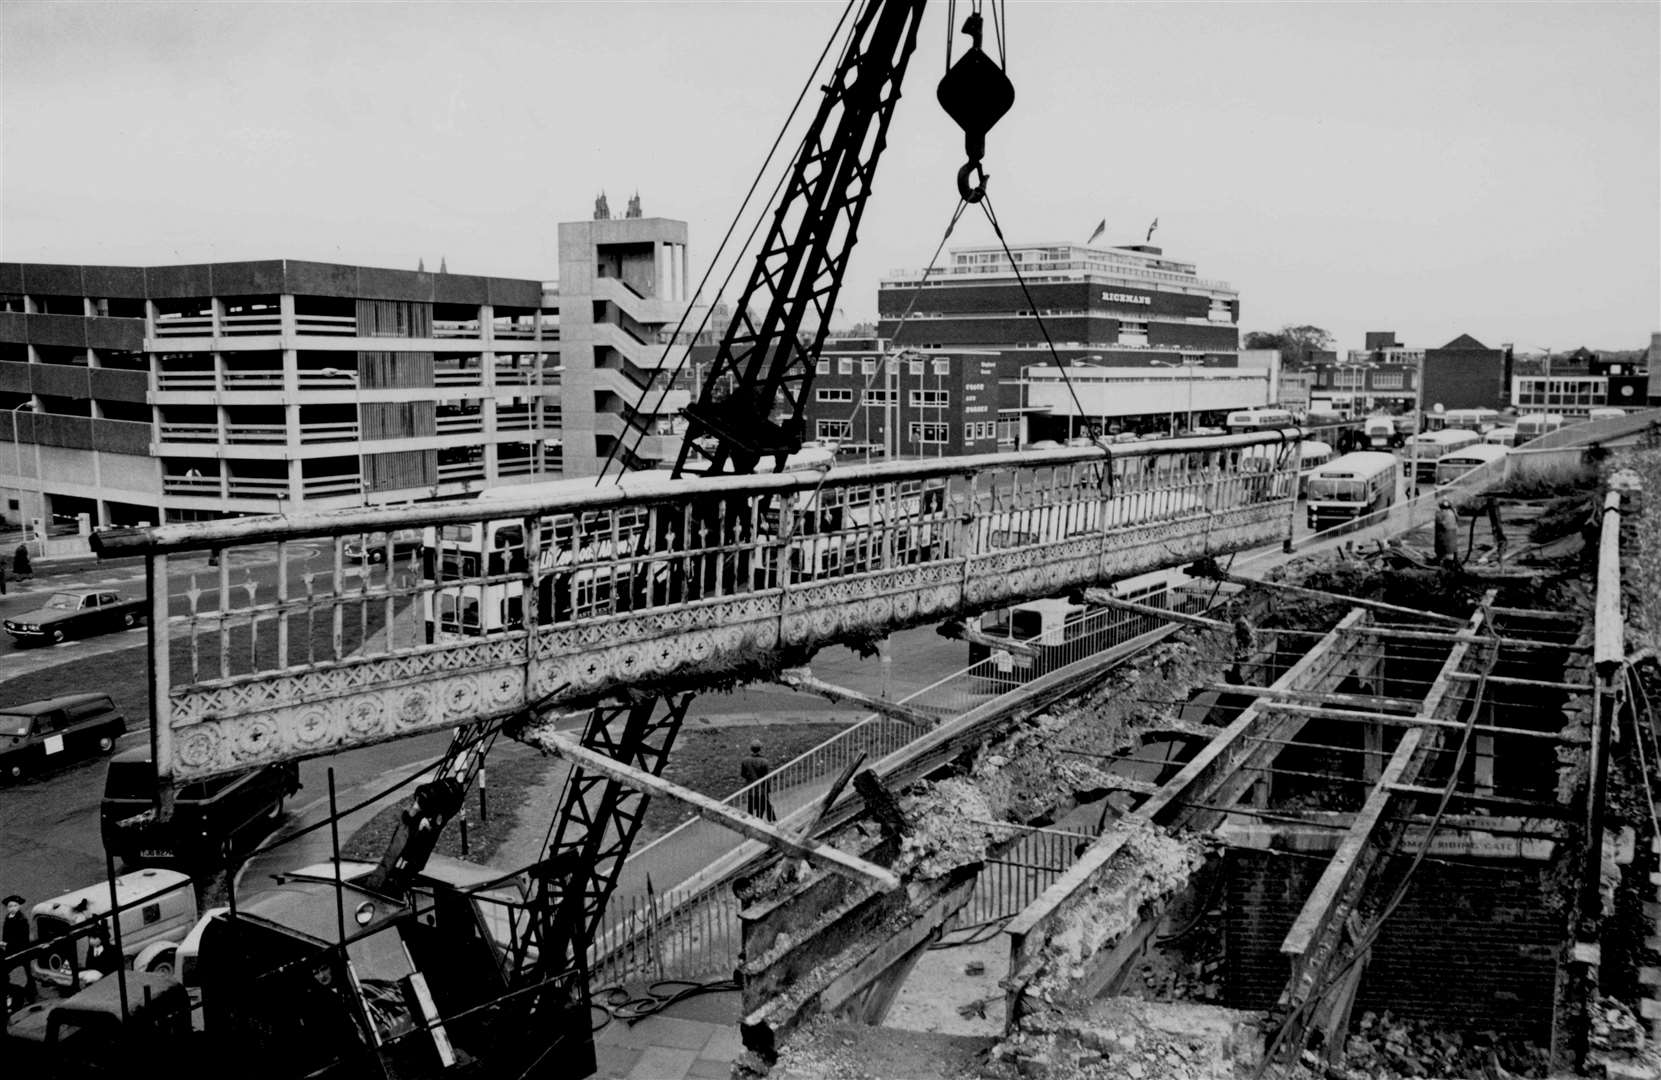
[
  {"x1": 4, "y1": 590, "x2": 147, "y2": 645},
  {"x1": 101, "y1": 750, "x2": 301, "y2": 869},
  {"x1": 0, "y1": 693, "x2": 126, "y2": 781}
]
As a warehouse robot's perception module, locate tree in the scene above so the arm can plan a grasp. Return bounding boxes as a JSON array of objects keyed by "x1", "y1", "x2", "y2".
[{"x1": 1241, "y1": 324, "x2": 1334, "y2": 369}]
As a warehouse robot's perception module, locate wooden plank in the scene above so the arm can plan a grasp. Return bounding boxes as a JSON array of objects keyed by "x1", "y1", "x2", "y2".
[
  {"x1": 1198, "y1": 683, "x2": 1422, "y2": 713},
  {"x1": 1262, "y1": 700, "x2": 1581, "y2": 744},
  {"x1": 1595, "y1": 490, "x2": 1623, "y2": 674},
  {"x1": 1080, "y1": 590, "x2": 1230, "y2": 631},
  {"x1": 1213, "y1": 570, "x2": 1467, "y2": 627},
  {"x1": 774, "y1": 668, "x2": 938, "y2": 728},
  {"x1": 524, "y1": 727, "x2": 900, "y2": 893}
]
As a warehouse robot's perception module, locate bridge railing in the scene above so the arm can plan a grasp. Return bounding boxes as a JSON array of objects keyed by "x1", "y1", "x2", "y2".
[{"x1": 94, "y1": 432, "x2": 1300, "y2": 783}]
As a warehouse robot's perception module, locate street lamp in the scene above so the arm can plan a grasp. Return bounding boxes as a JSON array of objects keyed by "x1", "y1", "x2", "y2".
[
  {"x1": 10, "y1": 401, "x2": 40, "y2": 553},
  {"x1": 1151, "y1": 357, "x2": 1203, "y2": 435}
]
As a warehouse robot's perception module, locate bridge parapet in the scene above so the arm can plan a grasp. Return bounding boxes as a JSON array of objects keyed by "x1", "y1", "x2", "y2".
[{"x1": 95, "y1": 433, "x2": 1302, "y2": 783}]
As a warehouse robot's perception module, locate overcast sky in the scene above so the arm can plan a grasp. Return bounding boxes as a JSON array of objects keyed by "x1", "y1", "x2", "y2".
[{"x1": 3, "y1": 1, "x2": 1656, "y2": 352}]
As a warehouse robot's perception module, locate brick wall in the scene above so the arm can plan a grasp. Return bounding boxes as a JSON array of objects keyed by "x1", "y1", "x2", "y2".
[
  {"x1": 1225, "y1": 851, "x2": 1560, "y2": 1037},
  {"x1": 1423, "y1": 352, "x2": 1505, "y2": 410}
]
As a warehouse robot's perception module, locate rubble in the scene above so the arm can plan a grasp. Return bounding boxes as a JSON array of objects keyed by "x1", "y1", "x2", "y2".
[{"x1": 1338, "y1": 1009, "x2": 1549, "y2": 1078}]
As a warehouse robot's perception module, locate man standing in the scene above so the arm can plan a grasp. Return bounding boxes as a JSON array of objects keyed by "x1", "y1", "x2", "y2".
[
  {"x1": 740, "y1": 740, "x2": 777, "y2": 823},
  {"x1": 3, "y1": 892, "x2": 31, "y2": 1008}
]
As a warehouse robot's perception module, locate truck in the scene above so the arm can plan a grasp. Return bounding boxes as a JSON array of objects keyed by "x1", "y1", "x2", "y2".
[
  {"x1": 3, "y1": 590, "x2": 147, "y2": 645},
  {"x1": 4, "y1": 971, "x2": 193, "y2": 1077}
]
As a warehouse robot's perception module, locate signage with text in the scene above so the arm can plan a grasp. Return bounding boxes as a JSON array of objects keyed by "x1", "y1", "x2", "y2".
[{"x1": 1101, "y1": 292, "x2": 1152, "y2": 305}]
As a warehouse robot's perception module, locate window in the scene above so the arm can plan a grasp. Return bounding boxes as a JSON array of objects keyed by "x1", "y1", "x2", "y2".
[
  {"x1": 816, "y1": 359, "x2": 830, "y2": 375},
  {"x1": 864, "y1": 389, "x2": 895, "y2": 404},
  {"x1": 909, "y1": 422, "x2": 949, "y2": 444},
  {"x1": 816, "y1": 388, "x2": 854, "y2": 403},
  {"x1": 817, "y1": 419, "x2": 853, "y2": 440},
  {"x1": 910, "y1": 390, "x2": 949, "y2": 407},
  {"x1": 932, "y1": 358, "x2": 949, "y2": 376},
  {"x1": 964, "y1": 422, "x2": 975, "y2": 441},
  {"x1": 838, "y1": 359, "x2": 854, "y2": 375},
  {"x1": 861, "y1": 358, "x2": 876, "y2": 375},
  {"x1": 909, "y1": 359, "x2": 924, "y2": 376}
]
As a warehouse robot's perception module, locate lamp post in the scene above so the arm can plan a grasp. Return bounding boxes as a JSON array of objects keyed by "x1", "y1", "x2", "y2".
[
  {"x1": 1151, "y1": 357, "x2": 1203, "y2": 435},
  {"x1": 11, "y1": 402, "x2": 39, "y2": 552}
]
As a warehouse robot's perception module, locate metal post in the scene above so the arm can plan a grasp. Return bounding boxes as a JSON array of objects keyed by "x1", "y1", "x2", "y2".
[
  {"x1": 328, "y1": 767, "x2": 346, "y2": 945},
  {"x1": 104, "y1": 849, "x2": 130, "y2": 1022}
]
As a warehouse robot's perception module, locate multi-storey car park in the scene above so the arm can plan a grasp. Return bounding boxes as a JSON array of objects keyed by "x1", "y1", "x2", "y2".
[{"x1": 0, "y1": 213, "x2": 697, "y2": 533}]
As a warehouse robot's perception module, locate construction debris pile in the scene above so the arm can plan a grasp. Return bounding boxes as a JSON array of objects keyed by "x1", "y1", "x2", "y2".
[
  {"x1": 986, "y1": 998, "x2": 1265, "y2": 1080},
  {"x1": 1332, "y1": 1010, "x2": 1550, "y2": 1078}
]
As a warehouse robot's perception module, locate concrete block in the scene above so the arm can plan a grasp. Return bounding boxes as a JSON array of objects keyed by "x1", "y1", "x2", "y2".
[
  {"x1": 1644, "y1": 936, "x2": 1661, "y2": 954},
  {"x1": 1640, "y1": 967, "x2": 1661, "y2": 987},
  {"x1": 1574, "y1": 942, "x2": 1602, "y2": 965},
  {"x1": 1641, "y1": 998, "x2": 1661, "y2": 1020}
]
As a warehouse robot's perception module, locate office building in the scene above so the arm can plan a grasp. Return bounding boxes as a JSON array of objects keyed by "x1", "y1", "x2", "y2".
[{"x1": 876, "y1": 240, "x2": 1239, "y2": 367}]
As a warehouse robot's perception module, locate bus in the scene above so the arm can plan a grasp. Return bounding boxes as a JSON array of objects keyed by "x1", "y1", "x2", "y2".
[
  {"x1": 1514, "y1": 413, "x2": 1565, "y2": 444},
  {"x1": 1296, "y1": 440, "x2": 1334, "y2": 497},
  {"x1": 1440, "y1": 408, "x2": 1502, "y2": 434},
  {"x1": 1483, "y1": 426, "x2": 1519, "y2": 448},
  {"x1": 1305, "y1": 452, "x2": 1400, "y2": 532},
  {"x1": 1363, "y1": 415, "x2": 1413, "y2": 450},
  {"x1": 970, "y1": 570, "x2": 1176, "y2": 691},
  {"x1": 1405, "y1": 428, "x2": 1482, "y2": 484},
  {"x1": 1433, "y1": 443, "x2": 1509, "y2": 485},
  {"x1": 1225, "y1": 408, "x2": 1297, "y2": 434}
]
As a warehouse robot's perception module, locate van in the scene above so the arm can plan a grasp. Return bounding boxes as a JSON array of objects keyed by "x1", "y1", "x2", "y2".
[
  {"x1": 1, "y1": 693, "x2": 125, "y2": 781},
  {"x1": 101, "y1": 751, "x2": 300, "y2": 870},
  {"x1": 26, "y1": 867, "x2": 198, "y2": 990}
]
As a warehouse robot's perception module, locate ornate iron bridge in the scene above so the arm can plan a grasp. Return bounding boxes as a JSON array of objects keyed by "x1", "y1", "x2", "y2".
[{"x1": 95, "y1": 431, "x2": 1302, "y2": 784}]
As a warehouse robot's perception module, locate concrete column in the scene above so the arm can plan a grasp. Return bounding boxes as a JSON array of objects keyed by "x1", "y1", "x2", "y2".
[
  {"x1": 679, "y1": 244, "x2": 689, "y2": 305},
  {"x1": 96, "y1": 499, "x2": 110, "y2": 528}
]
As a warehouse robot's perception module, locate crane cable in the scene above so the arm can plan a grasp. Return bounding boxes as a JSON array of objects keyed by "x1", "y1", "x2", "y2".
[
  {"x1": 598, "y1": 0, "x2": 861, "y2": 483},
  {"x1": 977, "y1": 193, "x2": 1092, "y2": 430},
  {"x1": 838, "y1": 197, "x2": 969, "y2": 454}
]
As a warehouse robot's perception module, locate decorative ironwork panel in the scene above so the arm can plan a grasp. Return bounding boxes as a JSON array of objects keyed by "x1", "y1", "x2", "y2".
[{"x1": 97, "y1": 435, "x2": 1302, "y2": 781}]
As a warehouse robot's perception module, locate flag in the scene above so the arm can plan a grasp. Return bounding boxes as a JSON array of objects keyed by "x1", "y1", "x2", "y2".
[{"x1": 1086, "y1": 219, "x2": 1106, "y2": 245}]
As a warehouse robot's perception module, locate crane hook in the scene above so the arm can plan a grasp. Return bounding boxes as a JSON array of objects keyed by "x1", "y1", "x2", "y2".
[{"x1": 937, "y1": 11, "x2": 1015, "y2": 203}]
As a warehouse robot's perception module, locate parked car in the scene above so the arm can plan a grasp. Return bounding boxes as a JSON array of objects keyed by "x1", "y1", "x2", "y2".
[
  {"x1": 101, "y1": 751, "x2": 301, "y2": 869},
  {"x1": 3, "y1": 590, "x2": 146, "y2": 645},
  {"x1": 0, "y1": 693, "x2": 126, "y2": 781}
]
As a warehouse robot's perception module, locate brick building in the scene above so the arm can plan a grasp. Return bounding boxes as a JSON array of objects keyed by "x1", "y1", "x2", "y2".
[
  {"x1": 801, "y1": 339, "x2": 1013, "y2": 458},
  {"x1": 876, "y1": 240, "x2": 1239, "y2": 368},
  {"x1": 1422, "y1": 333, "x2": 1507, "y2": 412}
]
